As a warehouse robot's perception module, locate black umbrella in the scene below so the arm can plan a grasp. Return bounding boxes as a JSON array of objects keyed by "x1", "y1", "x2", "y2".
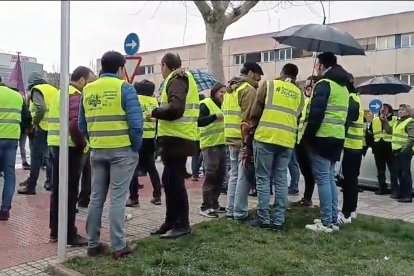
[
  {"x1": 272, "y1": 24, "x2": 365, "y2": 56},
  {"x1": 356, "y1": 76, "x2": 413, "y2": 95}
]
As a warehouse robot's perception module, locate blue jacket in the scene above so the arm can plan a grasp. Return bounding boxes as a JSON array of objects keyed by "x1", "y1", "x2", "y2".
[{"x1": 78, "y1": 73, "x2": 143, "y2": 152}]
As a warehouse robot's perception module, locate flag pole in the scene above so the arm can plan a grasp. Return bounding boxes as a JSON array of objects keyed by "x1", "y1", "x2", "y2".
[{"x1": 58, "y1": 0, "x2": 70, "y2": 262}]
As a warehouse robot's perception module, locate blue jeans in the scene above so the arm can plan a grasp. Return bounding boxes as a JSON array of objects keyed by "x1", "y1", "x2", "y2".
[
  {"x1": 86, "y1": 148, "x2": 138, "y2": 251},
  {"x1": 0, "y1": 139, "x2": 18, "y2": 212},
  {"x1": 288, "y1": 150, "x2": 300, "y2": 192},
  {"x1": 191, "y1": 150, "x2": 203, "y2": 178},
  {"x1": 226, "y1": 146, "x2": 240, "y2": 216},
  {"x1": 27, "y1": 128, "x2": 48, "y2": 190},
  {"x1": 233, "y1": 149, "x2": 252, "y2": 220},
  {"x1": 254, "y1": 141, "x2": 292, "y2": 225},
  {"x1": 310, "y1": 152, "x2": 338, "y2": 227}
]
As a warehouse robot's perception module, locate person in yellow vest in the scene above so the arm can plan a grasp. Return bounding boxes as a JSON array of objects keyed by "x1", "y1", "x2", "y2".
[
  {"x1": 149, "y1": 53, "x2": 199, "y2": 239},
  {"x1": 223, "y1": 61, "x2": 263, "y2": 221},
  {"x1": 198, "y1": 82, "x2": 227, "y2": 218},
  {"x1": 0, "y1": 82, "x2": 31, "y2": 220},
  {"x1": 47, "y1": 66, "x2": 96, "y2": 246},
  {"x1": 369, "y1": 103, "x2": 399, "y2": 195},
  {"x1": 247, "y1": 64, "x2": 303, "y2": 230},
  {"x1": 79, "y1": 51, "x2": 143, "y2": 259},
  {"x1": 126, "y1": 80, "x2": 162, "y2": 207},
  {"x1": 381, "y1": 104, "x2": 414, "y2": 203},
  {"x1": 302, "y1": 53, "x2": 352, "y2": 233},
  {"x1": 18, "y1": 72, "x2": 58, "y2": 195},
  {"x1": 338, "y1": 76, "x2": 365, "y2": 224}
]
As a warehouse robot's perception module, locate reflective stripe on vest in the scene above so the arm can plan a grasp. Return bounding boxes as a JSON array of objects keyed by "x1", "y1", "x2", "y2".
[
  {"x1": 297, "y1": 97, "x2": 310, "y2": 144},
  {"x1": 47, "y1": 85, "x2": 81, "y2": 147},
  {"x1": 199, "y1": 98, "x2": 225, "y2": 150},
  {"x1": 158, "y1": 71, "x2": 200, "y2": 141},
  {"x1": 222, "y1": 82, "x2": 252, "y2": 139},
  {"x1": 0, "y1": 86, "x2": 23, "y2": 139},
  {"x1": 83, "y1": 77, "x2": 131, "y2": 149},
  {"x1": 254, "y1": 80, "x2": 303, "y2": 149},
  {"x1": 314, "y1": 79, "x2": 349, "y2": 139},
  {"x1": 138, "y1": 95, "x2": 158, "y2": 139},
  {"x1": 391, "y1": 117, "x2": 414, "y2": 151},
  {"x1": 31, "y1": 84, "x2": 59, "y2": 131},
  {"x1": 344, "y1": 93, "x2": 365, "y2": 150},
  {"x1": 372, "y1": 116, "x2": 396, "y2": 142}
]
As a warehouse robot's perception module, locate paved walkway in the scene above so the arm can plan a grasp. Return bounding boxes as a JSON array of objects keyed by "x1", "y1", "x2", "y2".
[{"x1": 0, "y1": 165, "x2": 413, "y2": 275}]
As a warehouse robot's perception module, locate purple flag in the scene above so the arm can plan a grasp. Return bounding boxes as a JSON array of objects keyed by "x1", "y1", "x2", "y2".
[{"x1": 9, "y1": 53, "x2": 25, "y2": 94}]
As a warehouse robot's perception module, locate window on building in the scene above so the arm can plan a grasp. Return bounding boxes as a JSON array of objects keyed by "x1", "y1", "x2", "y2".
[
  {"x1": 138, "y1": 66, "x2": 146, "y2": 75},
  {"x1": 401, "y1": 33, "x2": 414, "y2": 47},
  {"x1": 357, "y1": 37, "x2": 376, "y2": 51},
  {"x1": 262, "y1": 51, "x2": 276, "y2": 62},
  {"x1": 234, "y1": 54, "x2": 246, "y2": 65},
  {"x1": 276, "y1": 48, "x2": 293, "y2": 61},
  {"x1": 144, "y1": 65, "x2": 154, "y2": 75},
  {"x1": 399, "y1": 74, "x2": 414, "y2": 86},
  {"x1": 376, "y1": 35, "x2": 395, "y2": 50},
  {"x1": 245, "y1": 52, "x2": 262, "y2": 63}
]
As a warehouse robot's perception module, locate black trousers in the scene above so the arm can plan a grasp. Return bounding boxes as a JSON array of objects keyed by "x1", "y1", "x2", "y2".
[
  {"x1": 373, "y1": 141, "x2": 398, "y2": 193},
  {"x1": 201, "y1": 146, "x2": 226, "y2": 211},
  {"x1": 129, "y1": 150, "x2": 162, "y2": 200},
  {"x1": 394, "y1": 151, "x2": 413, "y2": 199},
  {"x1": 296, "y1": 142, "x2": 315, "y2": 201},
  {"x1": 162, "y1": 155, "x2": 189, "y2": 229},
  {"x1": 78, "y1": 152, "x2": 91, "y2": 205},
  {"x1": 341, "y1": 148, "x2": 363, "y2": 218},
  {"x1": 49, "y1": 146, "x2": 83, "y2": 240}
]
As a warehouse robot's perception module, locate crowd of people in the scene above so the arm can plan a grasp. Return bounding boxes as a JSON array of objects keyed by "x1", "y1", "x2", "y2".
[{"x1": 0, "y1": 49, "x2": 413, "y2": 260}]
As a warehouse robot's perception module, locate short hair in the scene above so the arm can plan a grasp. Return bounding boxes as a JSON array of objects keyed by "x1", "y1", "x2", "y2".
[
  {"x1": 400, "y1": 104, "x2": 413, "y2": 116},
  {"x1": 161, "y1": 53, "x2": 181, "y2": 71},
  {"x1": 240, "y1": 62, "x2": 264, "y2": 75},
  {"x1": 101, "y1": 51, "x2": 126, "y2": 74},
  {"x1": 281, "y1": 63, "x2": 298, "y2": 79},
  {"x1": 71, "y1": 66, "x2": 93, "y2": 82},
  {"x1": 317, "y1": 52, "x2": 337, "y2": 68},
  {"x1": 133, "y1": 79, "x2": 155, "y2": 95}
]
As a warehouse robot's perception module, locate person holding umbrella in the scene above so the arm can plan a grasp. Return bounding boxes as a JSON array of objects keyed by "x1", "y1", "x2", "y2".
[
  {"x1": 303, "y1": 52, "x2": 356, "y2": 233},
  {"x1": 381, "y1": 104, "x2": 414, "y2": 203}
]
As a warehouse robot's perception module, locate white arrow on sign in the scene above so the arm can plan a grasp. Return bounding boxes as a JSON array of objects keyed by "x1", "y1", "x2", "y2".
[
  {"x1": 126, "y1": 40, "x2": 137, "y2": 49},
  {"x1": 370, "y1": 103, "x2": 381, "y2": 109}
]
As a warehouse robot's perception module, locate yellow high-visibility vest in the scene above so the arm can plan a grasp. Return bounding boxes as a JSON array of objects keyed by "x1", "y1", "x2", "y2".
[
  {"x1": 391, "y1": 117, "x2": 414, "y2": 151},
  {"x1": 314, "y1": 79, "x2": 349, "y2": 140},
  {"x1": 222, "y1": 82, "x2": 252, "y2": 139},
  {"x1": 254, "y1": 80, "x2": 303, "y2": 149},
  {"x1": 83, "y1": 77, "x2": 131, "y2": 149},
  {"x1": 138, "y1": 95, "x2": 158, "y2": 139},
  {"x1": 158, "y1": 70, "x2": 199, "y2": 141},
  {"x1": 297, "y1": 97, "x2": 310, "y2": 144},
  {"x1": 47, "y1": 85, "x2": 81, "y2": 147},
  {"x1": 372, "y1": 116, "x2": 397, "y2": 142},
  {"x1": 199, "y1": 98, "x2": 225, "y2": 150},
  {"x1": 30, "y1": 84, "x2": 58, "y2": 131},
  {"x1": 0, "y1": 86, "x2": 23, "y2": 139},
  {"x1": 344, "y1": 93, "x2": 365, "y2": 150}
]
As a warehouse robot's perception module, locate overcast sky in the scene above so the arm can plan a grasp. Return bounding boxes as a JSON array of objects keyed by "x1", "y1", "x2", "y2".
[{"x1": 1, "y1": 1, "x2": 414, "y2": 72}]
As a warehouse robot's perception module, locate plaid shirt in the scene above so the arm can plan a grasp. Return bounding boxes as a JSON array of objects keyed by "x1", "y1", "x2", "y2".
[{"x1": 158, "y1": 69, "x2": 217, "y2": 93}]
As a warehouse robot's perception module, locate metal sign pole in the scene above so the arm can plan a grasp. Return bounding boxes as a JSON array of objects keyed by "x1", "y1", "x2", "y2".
[{"x1": 58, "y1": 0, "x2": 70, "y2": 262}]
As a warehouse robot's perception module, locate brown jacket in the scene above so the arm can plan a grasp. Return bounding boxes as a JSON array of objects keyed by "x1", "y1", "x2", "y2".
[
  {"x1": 225, "y1": 75, "x2": 258, "y2": 148},
  {"x1": 151, "y1": 69, "x2": 198, "y2": 158}
]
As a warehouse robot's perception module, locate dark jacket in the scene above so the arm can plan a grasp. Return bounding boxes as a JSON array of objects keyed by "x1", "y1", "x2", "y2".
[
  {"x1": 303, "y1": 65, "x2": 358, "y2": 161},
  {"x1": 151, "y1": 69, "x2": 198, "y2": 158},
  {"x1": 198, "y1": 97, "x2": 221, "y2": 127}
]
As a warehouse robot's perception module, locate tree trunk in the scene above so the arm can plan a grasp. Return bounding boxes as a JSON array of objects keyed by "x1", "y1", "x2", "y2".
[{"x1": 206, "y1": 24, "x2": 225, "y2": 83}]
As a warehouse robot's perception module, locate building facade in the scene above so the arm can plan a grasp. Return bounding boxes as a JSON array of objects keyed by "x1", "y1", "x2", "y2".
[{"x1": 98, "y1": 10, "x2": 414, "y2": 108}]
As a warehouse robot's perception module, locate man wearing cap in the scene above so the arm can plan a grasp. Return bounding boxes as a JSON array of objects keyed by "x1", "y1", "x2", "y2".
[{"x1": 223, "y1": 61, "x2": 263, "y2": 221}]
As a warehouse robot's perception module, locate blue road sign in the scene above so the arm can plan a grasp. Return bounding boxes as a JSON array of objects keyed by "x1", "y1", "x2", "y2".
[
  {"x1": 369, "y1": 99, "x2": 382, "y2": 114},
  {"x1": 124, "y1": 33, "x2": 140, "y2": 56}
]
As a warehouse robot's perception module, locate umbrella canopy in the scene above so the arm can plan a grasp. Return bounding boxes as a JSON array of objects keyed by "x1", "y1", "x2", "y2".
[
  {"x1": 159, "y1": 70, "x2": 218, "y2": 92},
  {"x1": 356, "y1": 76, "x2": 412, "y2": 95},
  {"x1": 273, "y1": 24, "x2": 365, "y2": 56},
  {"x1": 8, "y1": 54, "x2": 25, "y2": 94}
]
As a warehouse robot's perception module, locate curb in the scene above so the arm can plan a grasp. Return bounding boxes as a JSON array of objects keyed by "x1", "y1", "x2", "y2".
[{"x1": 49, "y1": 263, "x2": 84, "y2": 276}]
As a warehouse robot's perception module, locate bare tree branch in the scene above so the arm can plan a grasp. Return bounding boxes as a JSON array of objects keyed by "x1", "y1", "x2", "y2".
[
  {"x1": 224, "y1": 0, "x2": 260, "y2": 26},
  {"x1": 194, "y1": 0, "x2": 212, "y2": 21},
  {"x1": 211, "y1": 0, "x2": 228, "y2": 15}
]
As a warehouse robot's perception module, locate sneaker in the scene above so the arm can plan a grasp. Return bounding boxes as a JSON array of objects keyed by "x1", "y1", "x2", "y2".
[
  {"x1": 22, "y1": 162, "x2": 30, "y2": 170},
  {"x1": 17, "y1": 186, "x2": 36, "y2": 195},
  {"x1": 200, "y1": 209, "x2": 218, "y2": 218},
  {"x1": 312, "y1": 219, "x2": 339, "y2": 231},
  {"x1": 337, "y1": 213, "x2": 352, "y2": 225},
  {"x1": 19, "y1": 179, "x2": 29, "y2": 187},
  {"x1": 126, "y1": 198, "x2": 140, "y2": 207},
  {"x1": 87, "y1": 242, "x2": 111, "y2": 257},
  {"x1": 68, "y1": 234, "x2": 88, "y2": 247},
  {"x1": 226, "y1": 214, "x2": 234, "y2": 219},
  {"x1": 351, "y1": 212, "x2": 357, "y2": 220},
  {"x1": 150, "y1": 198, "x2": 162, "y2": 205},
  {"x1": 215, "y1": 206, "x2": 226, "y2": 214},
  {"x1": 305, "y1": 222, "x2": 334, "y2": 233},
  {"x1": 290, "y1": 198, "x2": 312, "y2": 207},
  {"x1": 249, "y1": 219, "x2": 271, "y2": 229},
  {"x1": 270, "y1": 224, "x2": 284, "y2": 232}
]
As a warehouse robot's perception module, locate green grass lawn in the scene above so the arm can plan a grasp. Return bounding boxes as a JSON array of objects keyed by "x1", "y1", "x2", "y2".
[{"x1": 66, "y1": 207, "x2": 414, "y2": 276}]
